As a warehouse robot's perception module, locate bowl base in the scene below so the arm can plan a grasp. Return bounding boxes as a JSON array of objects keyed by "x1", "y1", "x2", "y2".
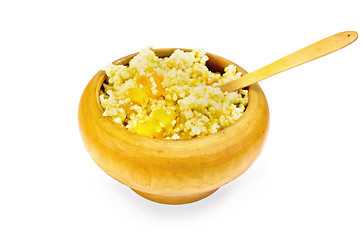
[{"x1": 130, "y1": 188, "x2": 218, "y2": 205}]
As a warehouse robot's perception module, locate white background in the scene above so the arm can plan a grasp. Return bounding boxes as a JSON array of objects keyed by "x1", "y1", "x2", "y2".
[{"x1": 1, "y1": 0, "x2": 361, "y2": 239}]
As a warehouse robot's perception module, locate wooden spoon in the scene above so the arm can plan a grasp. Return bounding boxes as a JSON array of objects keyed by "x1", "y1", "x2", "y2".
[{"x1": 219, "y1": 31, "x2": 358, "y2": 92}]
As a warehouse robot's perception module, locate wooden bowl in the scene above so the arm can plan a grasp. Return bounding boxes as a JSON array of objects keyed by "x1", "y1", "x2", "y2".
[{"x1": 78, "y1": 48, "x2": 269, "y2": 204}]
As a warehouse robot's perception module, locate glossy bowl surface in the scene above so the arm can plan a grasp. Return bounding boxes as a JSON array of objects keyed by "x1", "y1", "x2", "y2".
[{"x1": 78, "y1": 49, "x2": 269, "y2": 204}]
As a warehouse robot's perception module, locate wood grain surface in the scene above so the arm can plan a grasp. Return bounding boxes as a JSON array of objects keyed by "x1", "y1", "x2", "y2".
[
  {"x1": 78, "y1": 49, "x2": 270, "y2": 204},
  {"x1": 220, "y1": 31, "x2": 358, "y2": 92}
]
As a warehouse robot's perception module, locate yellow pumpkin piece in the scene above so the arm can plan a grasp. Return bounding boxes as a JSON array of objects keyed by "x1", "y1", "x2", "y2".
[
  {"x1": 133, "y1": 108, "x2": 176, "y2": 138},
  {"x1": 137, "y1": 75, "x2": 151, "y2": 91},
  {"x1": 126, "y1": 88, "x2": 148, "y2": 105},
  {"x1": 133, "y1": 121, "x2": 162, "y2": 137},
  {"x1": 150, "y1": 108, "x2": 175, "y2": 126},
  {"x1": 150, "y1": 70, "x2": 165, "y2": 97},
  {"x1": 136, "y1": 69, "x2": 165, "y2": 97}
]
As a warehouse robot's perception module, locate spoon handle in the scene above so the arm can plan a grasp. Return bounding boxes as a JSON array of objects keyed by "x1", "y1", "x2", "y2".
[{"x1": 220, "y1": 31, "x2": 358, "y2": 92}]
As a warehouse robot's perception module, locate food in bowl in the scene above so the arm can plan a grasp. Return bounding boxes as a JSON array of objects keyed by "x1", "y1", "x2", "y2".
[{"x1": 100, "y1": 48, "x2": 248, "y2": 139}]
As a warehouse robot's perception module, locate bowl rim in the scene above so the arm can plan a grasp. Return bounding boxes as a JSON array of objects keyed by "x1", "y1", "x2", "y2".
[{"x1": 93, "y1": 48, "x2": 259, "y2": 145}]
